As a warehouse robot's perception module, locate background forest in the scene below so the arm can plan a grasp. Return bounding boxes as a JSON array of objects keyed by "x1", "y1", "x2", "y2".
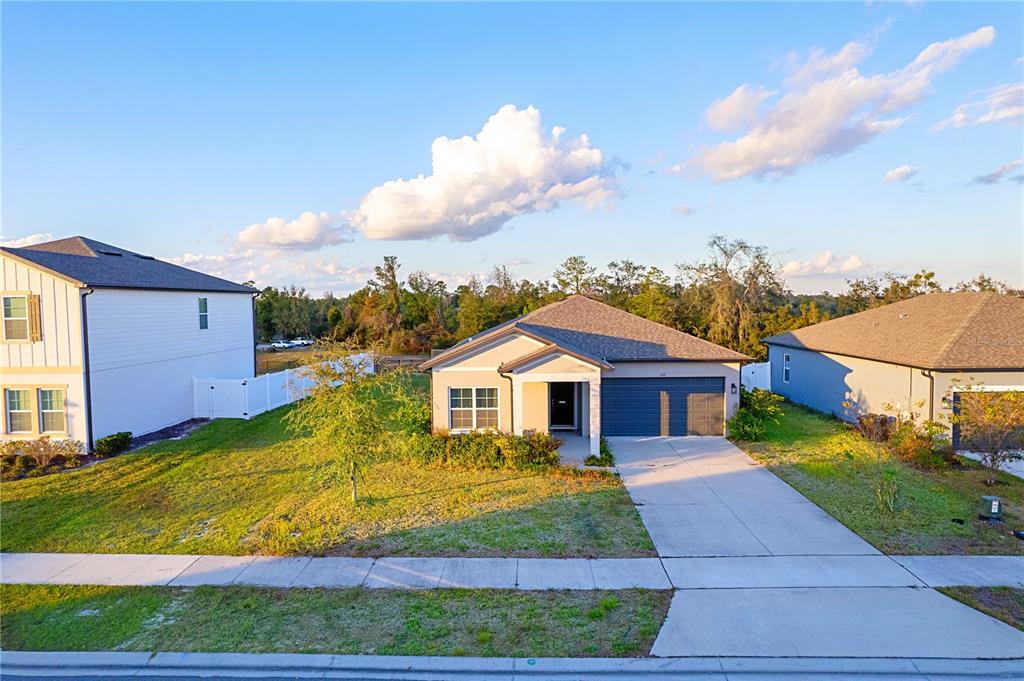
[{"x1": 252, "y1": 236, "x2": 1022, "y2": 361}]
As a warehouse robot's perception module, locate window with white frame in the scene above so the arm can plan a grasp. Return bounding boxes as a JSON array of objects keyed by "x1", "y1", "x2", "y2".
[
  {"x1": 783, "y1": 353, "x2": 791, "y2": 383},
  {"x1": 4, "y1": 388, "x2": 32, "y2": 433},
  {"x1": 3, "y1": 295, "x2": 29, "y2": 341},
  {"x1": 449, "y1": 387, "x2": 499, "y2": 430},
  {"x1": 38, "y1": 388, "x2": 66, "y2": 433},
  {"x1": 198, "y1": 297, "x2": 209, "y2": 330}
]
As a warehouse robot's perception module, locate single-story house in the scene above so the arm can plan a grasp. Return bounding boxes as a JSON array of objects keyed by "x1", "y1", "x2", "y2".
[
  {"x1": 2, "y1": 236, "x2": 256, "y2": 449},
  {"x1": 762, "y1": 292, "x2": 1024, "y2": 443},
  {"x1": 420, "y1": 295, "x2": 750, "y2": 455}
]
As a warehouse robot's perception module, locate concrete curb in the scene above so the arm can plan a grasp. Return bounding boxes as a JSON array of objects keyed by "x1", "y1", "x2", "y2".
[{"x1": 2, "y1": 651, "x2": 1023, "y2": 679}]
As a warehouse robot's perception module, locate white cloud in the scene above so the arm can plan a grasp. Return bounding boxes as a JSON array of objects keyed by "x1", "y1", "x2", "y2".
[
  {"x1": 169, "y1": 249, "x2": 374, "y2": 295},
  {"x1": 236, "y1": 211, "x2": 350, "y2": 250},
  {"x1": 705, "y1": 85, "x2": 776, "y2": 132},
  {"x1": 779, "y1": 251, "x2": 868, "y2": 277},
  {"x1": 674, "y1": 203, "x2": 696, "y2": 216},
  {"x1": 0, "y1": 232, "x2": 53, "y2": 248},
  {"x1": 931, "y1": 82, "x2": 1024, "y2": 131},
  {"x1": 970, "y1": 158, "x2": 1023, "y2": 185},
  {"x1": 350, "y1": 105, "x2": 618, "y2": 242},
  {"x1": 679, "y1": 26, "x2": 995, "y2": 182},
  {"x1": 883, "y1": 165, "x2": 923, "y2": 182}
]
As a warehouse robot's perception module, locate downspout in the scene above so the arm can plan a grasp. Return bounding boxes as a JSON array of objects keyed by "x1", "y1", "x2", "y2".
[
  {"x1": 498, "y1": 365, "x2": 514, "y2": 434},
  {"x1": 80, "y1": 288, "x2": 95, "y2": 452},
  {"x1": 921, "y1": 369, "x2": 935, "y2": 421}
]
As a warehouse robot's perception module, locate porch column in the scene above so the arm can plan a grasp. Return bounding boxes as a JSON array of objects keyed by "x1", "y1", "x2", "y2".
[
  {"x1": 588, "y1": 377, "x2": 601, "y2": 456},
  {"x1": 511, "y1": 376, "x2": 525, "y2": 436}
]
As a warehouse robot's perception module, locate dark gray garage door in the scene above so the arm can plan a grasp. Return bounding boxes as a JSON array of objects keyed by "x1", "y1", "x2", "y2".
[{"x1": 601, "y1": 377, "x2": 725, "y2": 436}]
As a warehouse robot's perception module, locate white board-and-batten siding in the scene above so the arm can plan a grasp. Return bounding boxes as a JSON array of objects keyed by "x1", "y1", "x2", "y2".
[
  {"x1": 86, "y1": 289, "x2": 254, "y2": 439},
  {"x1": 1, "y1": 254, "x2": 88, "y2": 443}
]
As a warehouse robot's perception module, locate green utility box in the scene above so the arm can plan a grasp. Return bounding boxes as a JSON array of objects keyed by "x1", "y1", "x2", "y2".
[{"x1": 979, "y1": 495, "x2": 1003, "y2": 520}]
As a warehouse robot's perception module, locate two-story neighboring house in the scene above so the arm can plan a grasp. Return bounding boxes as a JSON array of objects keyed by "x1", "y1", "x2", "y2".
[{"x1": 1, "y1": 236, "x2": 256, "y2": 449}]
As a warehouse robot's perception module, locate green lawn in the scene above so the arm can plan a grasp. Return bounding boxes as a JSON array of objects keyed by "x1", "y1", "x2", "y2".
[
  {"x1": 0, "y1": 584, "x2": 670, "y2": 657},
  {"x1": 735, "y1": 403, "x2": 1024, "y2": 555},
  {"x1": 938, "y1": 587, "x2": 1024, "y2": 632},
  {"x1": 0, "y1": 407, "x2": 653, "y2": 557}
]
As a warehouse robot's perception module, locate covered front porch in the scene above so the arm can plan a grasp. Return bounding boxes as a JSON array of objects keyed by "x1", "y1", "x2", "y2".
[{"x1": 511, "y1": 375, "x2": 601, "y2": 457}]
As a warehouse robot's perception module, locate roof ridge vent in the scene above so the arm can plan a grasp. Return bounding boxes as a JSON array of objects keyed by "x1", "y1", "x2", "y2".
[{"x1": 96, "y1": 249, "x2": 123, "y2": 256}]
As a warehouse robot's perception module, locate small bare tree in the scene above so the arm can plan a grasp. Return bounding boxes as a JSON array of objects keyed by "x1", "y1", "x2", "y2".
[
  {"x1": 947, "y1": 383, "x2": 1024, "y2": 485},
  {"x1": 285, "y1": 339, "x2": 430, "y2": 503}
]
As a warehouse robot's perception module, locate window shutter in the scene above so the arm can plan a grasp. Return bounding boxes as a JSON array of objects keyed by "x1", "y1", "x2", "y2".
[{"x1": 28, "y1": 294, "x2": 42, "y2": 342}]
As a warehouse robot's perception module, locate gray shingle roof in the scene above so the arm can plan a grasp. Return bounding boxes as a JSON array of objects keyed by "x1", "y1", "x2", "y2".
[
  {"x1": 1, "y1": 236, "x2": 255, "y2": 294},
  {"x1": 424, "y1": 295, "x2": 750, "y2": 369},
  {"x1": 762, "y1": 292, "x2": 1024, "y2": 370}
]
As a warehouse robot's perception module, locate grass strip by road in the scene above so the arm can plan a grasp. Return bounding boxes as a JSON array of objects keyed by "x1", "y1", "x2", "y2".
[
  {"x1": 0, "y1": 584, "x2": 670, "y2": 657},
  {"x1": 939, "y1": 587, "x2": 1024, "y2": 632},
  {"x1": 735, "y1": 403, "x2": 1024, "y2": 555},
  {"x1": 0, "y1": 406, "x2": 653, "y2": 557}
]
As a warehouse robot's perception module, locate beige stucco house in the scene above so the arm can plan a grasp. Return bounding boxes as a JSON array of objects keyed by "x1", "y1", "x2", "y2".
[
  {"x1": 762, "y1": 292, "x2": 1024, "y2": 446},
  {"x1": 420, "y1": 295, "x2": 750, "y2": 455}
]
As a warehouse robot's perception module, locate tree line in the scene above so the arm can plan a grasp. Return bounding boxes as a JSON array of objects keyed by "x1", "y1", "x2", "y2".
[{"x1": 253, "y1": 236, "x2": 1022, "y2": 360}]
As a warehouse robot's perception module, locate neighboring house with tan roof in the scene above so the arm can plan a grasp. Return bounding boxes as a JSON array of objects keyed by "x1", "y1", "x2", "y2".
[
  {"x1": 762, "y1": 292, "x2": 1024, "y2": 442},
  {"x1": 420, "y1": 295, "x2": 750, "y2": 455},
  {"x1": 2, "y1": 236, "x2": 256, "y2": 449}
]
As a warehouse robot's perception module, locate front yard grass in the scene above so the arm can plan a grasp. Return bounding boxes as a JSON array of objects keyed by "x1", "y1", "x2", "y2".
[
  {"x1": 939, "y1": 587, "x2": 1024, "y2": 631},
  {"x1": 735, "y1": 403, "x2": 1024, "y2": 555},
  {"x1": 0, "y1": 584, "x2": 670, "y2": 657},
  {"x1": 0, "y1": 407, "x2": 653, "y2": 557}
]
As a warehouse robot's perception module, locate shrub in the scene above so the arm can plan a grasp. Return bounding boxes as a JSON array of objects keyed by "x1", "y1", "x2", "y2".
[
  {"x1": 0, "y1": 437, "x2": 84, "y2": 469},
  {"x1": 403, "y1": 429, "x2": 563, "y2": 470},
  {"x1": 856, "y1": 413, "x2": 893, "y2": 442},
  {"x1": 585, "y1": 437, "x2": 615, "y2": 466},
  {"x1": 887, "y1": 419, "x2": 947, "y2": 470},
  {"x1": 94, "y1": 431, "x2": 132, "y2": 457},
  {"x1": 728, "y1": 388, "x2": 784, "y2": 441}
]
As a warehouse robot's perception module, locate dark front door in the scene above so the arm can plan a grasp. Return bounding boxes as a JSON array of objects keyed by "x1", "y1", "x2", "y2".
[{"x1": 550, "y1": 382, "x2": 576, "y2": 429}]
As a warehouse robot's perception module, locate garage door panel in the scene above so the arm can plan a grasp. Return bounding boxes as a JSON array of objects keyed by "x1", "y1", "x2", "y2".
[{"x1": 602, "y1": 377, "x2": 725, "y2": 436}]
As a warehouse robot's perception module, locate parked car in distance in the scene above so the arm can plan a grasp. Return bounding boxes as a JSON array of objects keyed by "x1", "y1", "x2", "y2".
[
  {"x1": 271, "y1": 340, "x2": 293, "y2": 349},
  {"x1": 291, "y1": 338, "x2": 315, "y2": 346}
]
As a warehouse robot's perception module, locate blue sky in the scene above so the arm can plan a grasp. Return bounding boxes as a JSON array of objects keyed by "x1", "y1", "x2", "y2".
[{"x1": 2, "y1": 2, "x2": 1022, "y2": 294}]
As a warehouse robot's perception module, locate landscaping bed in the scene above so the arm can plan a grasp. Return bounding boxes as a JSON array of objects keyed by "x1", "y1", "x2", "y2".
[
  {"x1": 0, "y1": 584, "x2": 670, "y2": 657},
  {"x1": 939, "y1": 587, "x2": 1024, "y2": 631},
  {"x1": 734, "y1": 402, "x2": 1024, "y2": 555},
  {"x1": 0, "y1": 408, "x2": 654, "y2": 557}
]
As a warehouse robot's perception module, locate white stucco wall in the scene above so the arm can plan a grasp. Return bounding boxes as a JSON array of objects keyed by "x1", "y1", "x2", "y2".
[{"x1": 86, "y1": 288, "x2": 254, "y2": 438}]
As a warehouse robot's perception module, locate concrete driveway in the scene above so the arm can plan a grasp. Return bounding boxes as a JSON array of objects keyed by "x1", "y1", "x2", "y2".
[
  {"x1": 609, "y1": 436, "x2": 1024, "y2": 659},
  {"x1": 609, "y1": 435, "x2": 875, "y2": 557}
]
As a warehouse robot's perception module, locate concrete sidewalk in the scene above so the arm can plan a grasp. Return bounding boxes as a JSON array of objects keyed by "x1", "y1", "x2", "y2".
[
  {"x1": 4, "y1": 552, "x2": 1023, "y2": 589},
  {"x1": 0, "y1": 553, "x2": 671, "y2": 590},
  {"x1": 3, "y1": 651, "x2": 1022, "y2": 679}
]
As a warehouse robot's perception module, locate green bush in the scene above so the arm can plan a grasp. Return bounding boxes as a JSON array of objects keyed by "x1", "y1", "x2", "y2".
[
  {"x1": 585, "y1": 437, "x2": 615, "y2": 466},
  {"x1": 403, "y1": 430, "x2": 562, "y2": 470},
  {"x1": 727, "y1": 388, "x2": 784, "y2": 440},
  {"x1": 94, "y1": 432, "x2": 132, "y2": 457}
]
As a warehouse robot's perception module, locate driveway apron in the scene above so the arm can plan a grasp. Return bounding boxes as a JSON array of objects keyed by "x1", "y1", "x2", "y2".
[{"x1": 611, "y1": 436, "x2": 1024, "y2": 659}]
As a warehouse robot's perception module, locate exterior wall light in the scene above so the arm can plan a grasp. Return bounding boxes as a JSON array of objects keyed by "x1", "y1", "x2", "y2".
[{"x1": 730, "y1": 383, "x2": 738, "y2": 395}]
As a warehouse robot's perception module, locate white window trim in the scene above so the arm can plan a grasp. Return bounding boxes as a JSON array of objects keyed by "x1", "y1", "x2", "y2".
[
  {"x1": 448, "y1": 386, "x2": 501, "y2": 432},
  {"x1": 4, "y1": 388, "x2": 33, "y2": 433},
  {"x1": 783, "y1": 353, "x2": 791, "y2": 384},
  {"x1": 2, "y1": 294, "x2": 29, "y2": 342},
  {"x1": 38, "y1": 388, "x2": 66, "y2": 434},
  {"x1": 198, "y1": 297, "x2": 209, "y2": 330}
]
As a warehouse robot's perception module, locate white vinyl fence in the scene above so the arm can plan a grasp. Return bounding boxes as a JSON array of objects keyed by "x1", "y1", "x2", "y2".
[
  {"x1": 741, "y1": 361, "x2": 771, "y2": 391},
  {"x1": 192, "y1": 354, "x2": 373, "y2": 420}
]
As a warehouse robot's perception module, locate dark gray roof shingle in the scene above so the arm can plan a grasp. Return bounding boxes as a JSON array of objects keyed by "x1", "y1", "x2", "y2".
[
  {"x1": 1, "y1": 236, "x2": 255, "y2": 294},
  {"x1": 762, "y1": 292, "x2": 1024, "y2": 370},
  {"x1": 424, "y1": 295, "x2": 750, "y2": 368}
]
